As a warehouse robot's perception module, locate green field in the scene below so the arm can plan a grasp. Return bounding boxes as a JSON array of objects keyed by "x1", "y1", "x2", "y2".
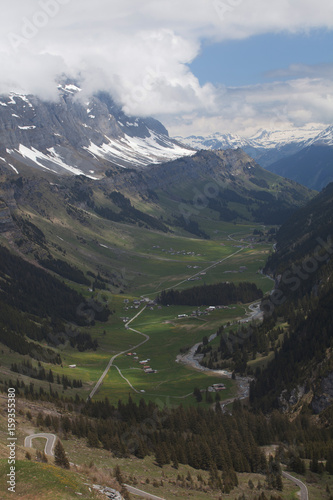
[
  {"x1": 0, "y1": 217, "x2": 274, "y2": 407},
  {"x1": 0, "y1": 460, "x2": 100, "y2": 499}
]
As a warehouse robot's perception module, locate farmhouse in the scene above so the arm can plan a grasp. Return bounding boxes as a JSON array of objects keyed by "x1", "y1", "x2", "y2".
[
  {"x1": 208, "y1": 383, "x2": 226, "y2": 392},
  {"x1": 213, "y1": 383, "x2": 226, "y2": 391}
]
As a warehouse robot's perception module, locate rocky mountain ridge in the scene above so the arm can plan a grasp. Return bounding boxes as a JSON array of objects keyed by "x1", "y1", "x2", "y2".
[{"x1": 0, "y1": 86, "x2": 194, "y2": 178}]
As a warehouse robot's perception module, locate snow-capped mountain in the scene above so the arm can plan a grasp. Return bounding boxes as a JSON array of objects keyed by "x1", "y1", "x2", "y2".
[
  {"x1": 305, "y1": 125, "x2": 333, "y2": 148},
  {"x1": 177, "y1": 126, "x2": 331, "y2": 167},
  {"x1": 0, "y1": 86, "x2": 194, "y2": 178},
  {"x1": 181, "y1": 132, "x2": 250, "y2": 151}
]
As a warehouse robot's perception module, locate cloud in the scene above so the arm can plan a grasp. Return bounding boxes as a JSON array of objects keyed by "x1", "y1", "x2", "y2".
[
  {"x1": 166, "y1": 76, "x2": 333, "y2": 137},
  {"x1": 0, "y1": 0, "x2": 332, "y2": 134},
  {"x1": 265, "y1": 63, "x2": 333, "y2": 80}
]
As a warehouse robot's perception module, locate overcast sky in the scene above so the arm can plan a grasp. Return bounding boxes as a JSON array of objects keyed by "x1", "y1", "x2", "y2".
[{"x1": 0, "y1": 0, "x2": 332, "y2": 136}]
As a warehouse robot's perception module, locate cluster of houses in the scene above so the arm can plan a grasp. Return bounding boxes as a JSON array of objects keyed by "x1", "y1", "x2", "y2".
[
  {"x1": 152, "y1": 245, "x2": 202, "y2": 257},
  {"x1": 177, "y1": 305, "x2": 236, "y2": 319},
  {"x1": 123, "y1": 298, "x2": 159, "y2": 311},
  {"x1": 126, "y1": 353, "x2": 157, "y2": 374}
]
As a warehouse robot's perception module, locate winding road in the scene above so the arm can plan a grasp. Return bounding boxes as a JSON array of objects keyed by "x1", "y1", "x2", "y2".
[
  {"x1": 88, "y1": 231, "x2": 270, "y2": 401},
  {"x1": 24, "y1": 434, "x2": 162, "y2": 499},
  {"x1": 124, "y1": 484, "x2": 165, "y2": 500},
  {"x1": 87, "y1": 306, "x2": 149, "y2": 400},
  {"x1": 282, "y1": 471, "x2": 309, "y2": 500},
  {"x1": 24, "y1": 433, "x2": 57, "y2": 456}
]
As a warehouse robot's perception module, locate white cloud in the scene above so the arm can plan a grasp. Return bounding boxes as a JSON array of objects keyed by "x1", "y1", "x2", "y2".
[
  {"x1": 0, "y1": 0, "x2": 332, "y2": 134},
  {"x1": 265, "y1": 63, "x2": 333, "y2": 80},
  {"x1": 166, "y1": 76, "x2": 333, "y2": 137}
]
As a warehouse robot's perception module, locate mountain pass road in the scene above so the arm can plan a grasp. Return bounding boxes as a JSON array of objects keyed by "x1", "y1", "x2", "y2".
[
  {"x1": 282, "y1": 471, "x2": 309, "y2": 500},
  {"x1": 24, "y1": 433, "x2": 57, "y2": 456}
]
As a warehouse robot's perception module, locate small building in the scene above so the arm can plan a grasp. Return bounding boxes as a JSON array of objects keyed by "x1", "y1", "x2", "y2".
[
  {"x1": 69, "y1": 365, "x2": 76, "y2": 369},
  {"x1": 212, "y1": 383, "x2": 226, "y2": 391}
]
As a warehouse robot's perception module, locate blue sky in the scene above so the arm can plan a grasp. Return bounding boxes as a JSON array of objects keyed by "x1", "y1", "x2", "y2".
[{"x1": 190, "y1": 31, "x2": 333, "y2": 87}]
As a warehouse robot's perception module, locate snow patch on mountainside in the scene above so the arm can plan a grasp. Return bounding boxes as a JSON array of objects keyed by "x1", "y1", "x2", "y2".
[
  {"x1": 0, "y1": 88, "x2": 195, "y2": 176},
  {"x1": 11, "y1": 145, "x2": 99, "y2": 179},
  {"x1": 84, "y1": 130, "x2": 195, "y2": 168}
]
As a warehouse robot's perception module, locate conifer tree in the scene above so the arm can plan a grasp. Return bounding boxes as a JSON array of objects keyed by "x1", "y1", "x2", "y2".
[{"x1": 54, "y1": 440, "x2": 70, "y2": 469}]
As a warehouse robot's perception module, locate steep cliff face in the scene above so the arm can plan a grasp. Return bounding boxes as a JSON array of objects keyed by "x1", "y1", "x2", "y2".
[
  {"x1": 312, "y1": 372, "x2": 333, "y2": 414},
  {"x1": 277, "y1": 372, "x2": 333, "y2": 416},
  {"x1": 0, "y1": 200, "x2": 14, "y2": 233},
  {"x1": 0, "y1": 87, "x2": 194, "y2": 177}
]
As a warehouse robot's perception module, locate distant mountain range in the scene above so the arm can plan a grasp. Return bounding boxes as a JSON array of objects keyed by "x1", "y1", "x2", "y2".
[
  {"x1": 177, "y1": 126, "x2": 333, "y2": 190},
  {"x1": 177, "y1": 126, "x2": 333, "y2": 165},
  {"x1": 0, "y1": 85, "x2": 194, "y2": 178}
]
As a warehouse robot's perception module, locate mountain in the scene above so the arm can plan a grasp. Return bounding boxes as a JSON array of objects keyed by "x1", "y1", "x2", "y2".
[
  {"x1": 0, "y1": 86, "x2": 194, "y2": 177},
  {"x1": 268, "y1": 145, "x2": 333, "y2": 191},
  {"x1": 265, "y1": 181, "x2": 333, "y2": 275},
  {"x1": 0, "y1": 149, "x2": 313, "y2": 254},
  {"x1": 177, "y1": 126, "x2": 326, "y2": 166},
  {"x1": 178, "y1": 126, "x2": 333, "y2": 190},
  {"x1": 0, "y1": 112, "x2": 332, "y2": 497},
  {"x1": 143, "y1": 149, "x2": 313, "y2": 225},
  {"x1": 250, "y1": 182, "x2": 333, "y2": 413}
]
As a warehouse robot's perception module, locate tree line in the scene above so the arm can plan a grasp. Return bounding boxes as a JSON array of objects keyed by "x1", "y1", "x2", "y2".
[
  {"x1": 157, "y1": 282, "x2": 263, "y2": 307},
  {"x1": 0, "y1": 244, "x2": 107, "y2": 359},
  {"x1": 10, "y1": 360, "x2": 83, "y2": 389}
]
